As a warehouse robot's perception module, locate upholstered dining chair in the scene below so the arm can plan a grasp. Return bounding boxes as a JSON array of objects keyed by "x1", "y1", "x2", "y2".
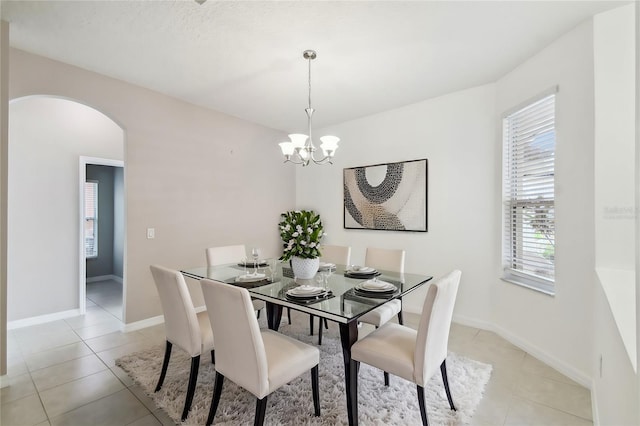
[
  {"x1": 149, "y1": 265, "x2": 215, "y2": 422},
  {"x1": 308, "y1": 244, "x2": 353, "y2": 344},
  {"x1": 350, "y1": 270, "x2": 461, "y2": 426},
  {"x1": 358, "y1": 247, "x2": 406, "y2": 327},
  {"x1": 205, "y1": 244, "x2": 266, "y2": 318},
  {"x1": 200, "y1": 278, "x2": 321, "y2": 426}
]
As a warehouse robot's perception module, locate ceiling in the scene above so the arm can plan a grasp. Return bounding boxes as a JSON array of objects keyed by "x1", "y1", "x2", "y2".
[{"x1": 1, "y1": 0, "x2": 628, "y2": 133}]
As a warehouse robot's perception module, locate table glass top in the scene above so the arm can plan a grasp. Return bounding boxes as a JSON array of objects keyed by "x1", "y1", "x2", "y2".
[{"x1": 181, "y1": 263, "x2": 432, "y2": 324}]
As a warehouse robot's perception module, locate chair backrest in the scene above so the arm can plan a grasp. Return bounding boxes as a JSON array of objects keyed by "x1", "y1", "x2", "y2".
[
  {"x1": 365, "y1": 247, "x2": 406, "y2": 274},
  {"x1": 150, "y1": 265, "x2": 202, "y2": 357},
  {"x1": 200, "y1": 278, "x2": 269, "y2": 398},
  {"x1": 413, "y1": 270, "x2": 461, "y2": 387},
  {"x1": 206, "y1": 244, "x2": 246, "y2": 267},
  {"x1": 320, "y1": 244, "x2": 351, "y2": 265}
]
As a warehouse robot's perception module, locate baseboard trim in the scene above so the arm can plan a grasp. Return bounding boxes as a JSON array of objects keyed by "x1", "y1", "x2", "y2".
[
  {"x1": 453, "y1": 313, "x2": 592, "y2": 389},
  {"x1": 8, "y1": 309, "x2": 81, "y2": 330},
  {"x1": 123, "y1": 314, "x2": 164, "y2": 332},
  {"x1": 0, "y1": 375, "x2": 9, "y2": 389},
  {"x1": 86, "y1": 274, "x2": 123, "y2": 284},
  {"x1": 590, "y1": 379, "x2": 601, "y2": 426}
]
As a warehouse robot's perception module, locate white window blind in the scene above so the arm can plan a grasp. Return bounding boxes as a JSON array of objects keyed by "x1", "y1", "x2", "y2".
[
  {"x1": 502, "y1": 92, "x2": 556, "y2": 294},
  {"x1": 85, "y1": 181, "x2": 98, "y2": 258}
]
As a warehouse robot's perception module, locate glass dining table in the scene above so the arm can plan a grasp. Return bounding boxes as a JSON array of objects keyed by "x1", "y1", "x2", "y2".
[{"x1": 181, "y1": 262, "x2": 433, "y2": 426}]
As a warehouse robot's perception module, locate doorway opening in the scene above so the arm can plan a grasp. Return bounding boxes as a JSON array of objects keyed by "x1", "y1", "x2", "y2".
[{"x1": 79, "y1": 157, "x2": 125, "y2": 321}]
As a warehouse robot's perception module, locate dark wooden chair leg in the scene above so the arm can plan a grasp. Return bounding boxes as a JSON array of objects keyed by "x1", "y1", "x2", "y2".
[
  {"x1": 440, "y1": 359, "x2": 456, "y2": 411},
  {"x1": 257, "y1": 308, "x2": 261, "y2": 319},
  {"x1": 181, "y1": 355, "x2": 200, "y2": 421},
  {"x1": 309, "y1": 315, "x2": 315, "y2": 336},
  {"x1": 287, "y1": 307, "x2": 292, "y2": 324},
  {"x1": 154, "y1": 340, "x2": 172, "y2": 392},
  {"x1": 211, "y1": 349, "x2": 215, "y2": 364},
  {"x1": 311, "y1": 365, "x2": 320, "y2": 416},
  {"x1": 206, "y1": 372, "x2": 225, "y2": 426},
  {"x1": 384, "y1": 371, "x2": 390, "y2": 386},
  {"x1": 254, "y1": 396, "x2": 268, "y2": 426},
  {"x1": 417, "y1": 385, "x2": 429, "y2": 426},
  {"x1": 324, "y1": 318, "x2": 329, "y2": 329},
  {"x1": 318, "y1": 319, "x2": 323, "y2": 345}
]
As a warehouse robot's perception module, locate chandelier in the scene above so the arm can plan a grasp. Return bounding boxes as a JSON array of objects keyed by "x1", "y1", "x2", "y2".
[{"x1": 278, "y1": 50, "x2": 340, "y2": 166}]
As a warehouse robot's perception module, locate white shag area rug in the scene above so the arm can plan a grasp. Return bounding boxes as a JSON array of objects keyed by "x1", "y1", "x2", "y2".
[{"x1": 116, "y1": 315, "x2": 491, "y2": 425}]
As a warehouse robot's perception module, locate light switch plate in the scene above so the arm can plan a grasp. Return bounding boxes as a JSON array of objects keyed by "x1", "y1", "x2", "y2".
[{"x1": 147, "y1": 228, "x2": 155, "y2": 239}]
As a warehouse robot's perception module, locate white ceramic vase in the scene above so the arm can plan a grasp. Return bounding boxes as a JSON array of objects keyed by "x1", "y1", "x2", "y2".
[{"x1": 291, "y1": 256, "x2": 320, "y2": 280}]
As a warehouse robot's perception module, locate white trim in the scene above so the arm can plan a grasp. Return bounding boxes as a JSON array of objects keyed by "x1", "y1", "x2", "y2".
[
  {"x1": 123, "y1": 314, "x2": 165, "y2": 333},
  {"x1": 7, "y1": 309, "x2": 81, "y2": 330},
  {"x1": 86, "y1": 274, "x2": 123, "y2": 284},
  {"x1": 453, "y1": 314, "x2": 591, "y2": 389},
  {"x1": 0, "y1": 375, "x2": 9, "y2": 389},
  {"x1": 591, "y1": 379, "x2": 601, "y2": 426}
]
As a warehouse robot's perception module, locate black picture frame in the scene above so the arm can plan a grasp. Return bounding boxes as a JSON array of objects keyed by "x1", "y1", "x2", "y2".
[{"x1": 343, "y1": 158, "x2": 428, "y2": 232}]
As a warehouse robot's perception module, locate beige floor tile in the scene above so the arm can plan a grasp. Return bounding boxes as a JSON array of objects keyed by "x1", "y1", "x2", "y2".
[
  {"x1": 128, "y1": 384, "x2": 160, "y2": 412},
  {"x1": 505, "y1": 395, "x2": 593, "y2": 426},
  {"x1": 521, "y1": 354, "x2": 580, "y2": 386},
  {"x1": 74, "y1": 320, "x2": 124, "y2": 340},
  {"x1": 471, "y1": 378, "x2": 513, "y2": 426},
  {"x1": 64, "y1": 307, "x2": 118, "y2": 330},
  {"x1": 0, "y1": 373, "x2": 37, "y2": 404},
  {"x1": 11, "y1": 321, "x2": 72, "y2": 340},
  {"x1": 126, "y1": 413, "x2": 163, "y2": 426},
  {"x1": 39, "y1": 369, "x2": 125, "y2": 419},
  {"x1": 6, "y1": 355, "x2": 29, "y2": 377},
  {"x1": 31, "y1": 354, "x2": 108, "y2": 392},
  {"x1": 0, "y1": 393, "x2": 49, "y2": 426},
  {"x1": 515, "y1": 373, "x2": 592, "y2": 421},
  {"x1": 85, "y1": 330, "x2": 149, "y2": 353},
  {"x1": 24, "y1": 342, "x2": 93, "y2": 372},
  {"x1": 152, "y1": 408, "x2": 176, "y2": 426},
  {"x1": 49, "y1": 389, "x2": 151, "y2": 426},
  {"x1": 96, "y1": 340, "x2": 159, "y2": 368},
  {"x1": 16, "y1": 329, "x2": 82, "y2": 356}
]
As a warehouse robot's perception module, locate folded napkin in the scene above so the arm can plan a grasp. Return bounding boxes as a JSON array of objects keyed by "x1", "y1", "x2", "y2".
[
  {"x1": 236, "y1": 273, "x2": 266, "y2": 282},
  {"x1": 361, "y1": 280, "x2": 394, "y2": 290},
  {"x1": 319, "y1": 262, "x2": 336, "y2": 269}
]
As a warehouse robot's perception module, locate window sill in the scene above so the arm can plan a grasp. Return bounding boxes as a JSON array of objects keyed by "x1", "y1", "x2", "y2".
[
  {"x1": 501, "y1": 274, "x2": 555, "y2": 296},
  {"x1": 596, "y1": 268, "x2": 636, "y2": 372}
]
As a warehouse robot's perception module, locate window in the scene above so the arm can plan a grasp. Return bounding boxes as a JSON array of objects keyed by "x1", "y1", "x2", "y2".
[
  {"x1": 502, "y1": 90, "x2": 556, "y2": 294},
  {"x1": 85, "y1": 181, "x2": 98, "y2": 258}
]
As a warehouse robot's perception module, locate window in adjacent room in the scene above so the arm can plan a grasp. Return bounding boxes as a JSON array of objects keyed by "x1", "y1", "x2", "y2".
[
  {"x1": 502, "y1": 89, "x2": 556, "y2": 295},
  {"x1": 85, "y1": 180, "x2": 98, "y2": 258}
]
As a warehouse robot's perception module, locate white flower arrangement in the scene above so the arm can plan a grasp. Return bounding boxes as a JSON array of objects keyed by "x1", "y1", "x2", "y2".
[{"x1": 278, "y1": 210, "x2": 324, "y2": 261}]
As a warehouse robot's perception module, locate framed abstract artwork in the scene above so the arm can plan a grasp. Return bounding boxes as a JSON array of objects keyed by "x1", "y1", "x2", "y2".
[{"x1": 343, "y1": 158, "x2": 428, "y2": 232}]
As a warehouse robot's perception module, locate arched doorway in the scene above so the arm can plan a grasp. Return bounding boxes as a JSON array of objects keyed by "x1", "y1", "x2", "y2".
[{"x1": 8, "y1": 96, "x2": 125, "y2": 325}]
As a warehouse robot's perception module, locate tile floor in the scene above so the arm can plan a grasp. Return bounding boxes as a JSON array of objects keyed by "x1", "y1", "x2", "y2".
[
  {"x1": 2, "y1": 283, "x2": 593, "y2": 425},
  {"x1": 86, "y1": 279, "x2": 124, "y2": 321}
]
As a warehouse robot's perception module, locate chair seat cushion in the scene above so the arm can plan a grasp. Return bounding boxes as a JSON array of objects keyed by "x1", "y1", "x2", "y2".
[
  {"x1": 351, "y1": 323, "x2": 416, "y2": 383},
  {"x1": 196, "y1": 311, "x2": 215, "y2": 352},
  {"x1": 251, "y1": 299, "x2": 266, "y2": 311},
  {"x1": 358, "y1": 299, "x2": 402, "y2": 327},
  {"x1": 262, "y1": 330, "x2": 319, "y2": 396}
]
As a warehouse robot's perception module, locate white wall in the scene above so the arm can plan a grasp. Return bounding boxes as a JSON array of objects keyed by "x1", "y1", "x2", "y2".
[
  {"x1": 594, "y1": 3, "x2": 636, "y2": 270},
  {"x1": 493, "y1": 19, "x2": 596, "y2": 384},
  {"x1": 9, "y1": 49, "x2": 295, "y2": 323},
  {"x1": 296, "y1": 83, "x2": 497, "y2": 323},
  {"x1": 592, "y1": 4, "x2": 638, "y2": 425},
  {"x1": 8, "y1": 97, "x2": 123, "y2": 320}
]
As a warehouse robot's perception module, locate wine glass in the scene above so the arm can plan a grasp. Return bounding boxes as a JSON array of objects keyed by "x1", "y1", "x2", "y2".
[
  {"x1": 268, "y1": 258, "x2": 278, "y2": 282},
  {"x1": 251, "y1": 248, "x2": 260, "y2": 275}
]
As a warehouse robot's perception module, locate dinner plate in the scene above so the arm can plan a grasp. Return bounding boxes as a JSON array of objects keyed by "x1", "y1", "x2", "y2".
[
  {"x1": 356, "y1": 280, "x2": 396, "y2": 292},
  {"x1": 238, "y1": 260, "x2": 268, "y2": 267},
  {"x1": 347, "y1": 266, "x2": 376, "y2": 274},
  {"x1": 286, "y1": 287, "x2": 330, "y2": 300},
  {"x1": 235, "y1": 273, "x2": 267, "y2": 283},
  {"x1": 287, "y1": 285, "x2": 325, "y2": 296}
]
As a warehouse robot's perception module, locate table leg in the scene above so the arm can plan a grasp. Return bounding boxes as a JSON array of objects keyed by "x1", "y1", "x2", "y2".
[
  {"x1": 266, "y1": 302, "x2": 283, "y2": 331},
  {"x1": 339, "y1": 321, "x2": 359, "y2": 426}
]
